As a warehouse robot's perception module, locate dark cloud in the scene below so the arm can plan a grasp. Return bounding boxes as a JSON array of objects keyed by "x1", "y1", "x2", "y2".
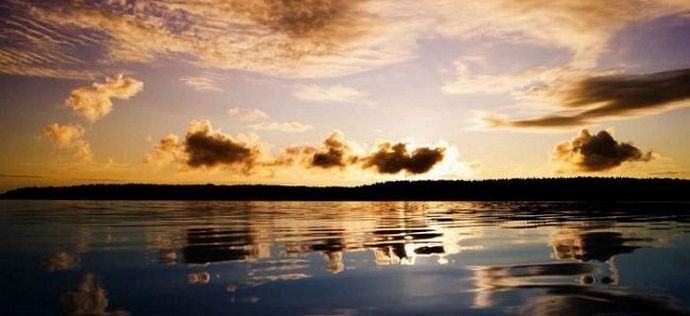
[
  {"x1": 552, "y1": 130, "x2": 652, "y2": 172},
  {"x1": 363, "y1": 143, "x2": 445, "y2": 174},
  {"x1": 148, "y1": 120, "x2": 258, "y2": 172},
  {"x1": 185, "y1": 122, "x2": 257, "y2": 169},
  {"x1": 311, "y1": 132, "x2": 354, "y2": 168},
  {"x1": 486, "y1": 68, "x2": 690, "y2": 129},
  {"x1": 245, "y1": 0, "x2": 370, "y2": 39},
  {"x1": 278, "y1": 132, "x2": 356, "y2": 169},
  {"x1": 150, "y1": 126, "x2": 448, "y2": 176},
  {"x1": 563, "y1": 68, "x2": 690, "y2": 111},
  {"x1": 484, "y1": 114, "x2": 586, "y2": 129}
]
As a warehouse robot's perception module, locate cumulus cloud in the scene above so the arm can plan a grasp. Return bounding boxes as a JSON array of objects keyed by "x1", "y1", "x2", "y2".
[
  {"x1": 362, "y1": 142, "x2": 445, "y2": 174},
  {"x1": 148, "y1": 122, "x2": 453, "y2": 176},
  {"x1": 552, "y1": 130, "x2": 652, "y2": 172},
  {"x1": 144, "y1": 134, "x2": 184, "y2": 165},
  {"x1": 485, "y1": 68, "x2": 690, "y2": 129},
  {"x1": 229, "y1": 106, "x2": 312, "y2": 133},
  {"x1": 292, "y1": 84, "x2": 370, "y2": 104},
  {"x1": 275, "y1": 132, "x2": 447, "y2": 174},
  {"x1": 43, "y1": 123, "x2": 94, "y2": 162},
  {"x1": 185, "y1": 121, "x2": 259, "y2": 169},
  {"x1": 66, "y1": 74, "x2": 144, "y2": 122},
  {"x1": 278, "y1": 131, "x2": 357, "y2": 169},
  {"x1": 311, "y1": 132, "x2": 356, "y2": 168},
  {"x1": 146, "y1": 120, "x2": 259, "y2": 172}
]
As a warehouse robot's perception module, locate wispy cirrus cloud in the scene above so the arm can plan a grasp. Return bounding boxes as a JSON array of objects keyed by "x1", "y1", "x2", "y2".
[
  {"x1": 229, "y1": 106, "x2": 312, "y2": 133},
  {"x1": 435, "y1": 1, "x2": 690, "y2": 70},
  {"x1": 5, "y1": 0, "x2": 417, "y2": 78},
  {"x1": 3, "y1": 0, "x2": 690, "y2": 80}
]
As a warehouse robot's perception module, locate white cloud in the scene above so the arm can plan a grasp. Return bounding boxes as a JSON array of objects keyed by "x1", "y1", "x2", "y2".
[
  {"x1": 292, "y1": 84, "x2": 371, "y2": 104},
  {"x1": 43, "y1": 123, "x2": 94, "y2": 162},
  {"x1": 180, "y1": 76, "x2": 223, "y2": 92},
  {"x1": 66, "y1": 74, "x2": 144, "y2": 122},
  {"x1": 229, "y1": 106, "x2": 312, "y2": 133}
]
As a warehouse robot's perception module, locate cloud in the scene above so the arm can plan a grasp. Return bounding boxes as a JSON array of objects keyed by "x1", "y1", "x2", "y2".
[
  {"x1": 292, "y1": 84, "x2": 370, "y2": 104},
  {"x1": 276, "y1": 133, "x2": 447, "y2": 175},
  {"x1": 434, "y1": 1, "x2": 690, "y2": 69},
  {"x1": 148, "y1": 124, "x2": 452, "y2": 177},
  {"x1": 0, "y1": 2, "x2": 98, "y2": 80},
  {"x1": 229, "y1": 107, "x2": 272, "y2": 123},
  {"x1": 484, "y1": 68, "x2": 690, "y2": 129},
  {"x1": 144, "y1": 134, "x2": 184, "y2": 165},
  {"x1": 278, "y1": 131, "x2": 357, "y2": 169},
  {"x1": 185, "y1": 121, "x2": 259, "y2": 169},
  {"x1": 229, "y1": 106, "x2": 312, "y2": 133},
  {"x1": 362, "y1": 142, "x2": 445, "y2": 174},
  {"x1": 180, "y1": 76, "x2": 223, "y2": 92},
  {"x1": 442, "y1": 63, "x2": 564, "y2": 96},
  {"x1": 4, "y1": 1, "x2": 690, "y2": 80},
  {"x1": 552, "y1": 129, "x2": 652, "y2": 172},
  {"x1": 311, "y1": 132, "x2": 355, "y2": 168},
  {"x1": 147, "y1": 120, "x2": 259, "y2": 172},
  {"x1": 66, "y1": 74, "x2": 144, "y2": 122},
  {"x1": 11, "y1": 0, "x2": 418, "y2": 78},
  {"x1": 43, "y1": 123, "x2": 94, "y2": 162}
]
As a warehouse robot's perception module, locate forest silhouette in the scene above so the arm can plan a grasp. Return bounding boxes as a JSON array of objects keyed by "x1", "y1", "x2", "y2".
[{"x1": 2, "y1": 177, "x2": 688, "y2": 201}]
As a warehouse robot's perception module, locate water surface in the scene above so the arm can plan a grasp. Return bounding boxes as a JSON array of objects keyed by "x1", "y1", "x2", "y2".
[{"x1": 1, "y1": 201, "x2": 690, "y2": 315}]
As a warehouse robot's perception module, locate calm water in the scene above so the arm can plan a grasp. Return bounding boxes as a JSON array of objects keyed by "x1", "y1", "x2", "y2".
[{"x1": 1, "y1": 201, "x2": 690, "y2": 316}]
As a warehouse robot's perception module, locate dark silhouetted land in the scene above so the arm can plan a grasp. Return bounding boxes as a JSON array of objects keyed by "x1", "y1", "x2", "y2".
[{"x1": 1, "y1": 178, "x2": 689, "y2": 201}]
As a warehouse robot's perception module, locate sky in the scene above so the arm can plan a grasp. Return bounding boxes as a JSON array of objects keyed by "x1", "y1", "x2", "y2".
[{"x1": 1, "y1": 0, "x2": 689, "y2": 192}]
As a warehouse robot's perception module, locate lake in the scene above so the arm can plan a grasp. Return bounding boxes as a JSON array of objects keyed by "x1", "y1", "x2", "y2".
[{"x1": 1, "y1": 201, "x2": 690, "y2": 315}]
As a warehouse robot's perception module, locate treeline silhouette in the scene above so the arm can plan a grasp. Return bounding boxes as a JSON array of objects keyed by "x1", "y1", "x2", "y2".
[{"x1": 2, "y1": 178, "x2": 689, "y2": 201}]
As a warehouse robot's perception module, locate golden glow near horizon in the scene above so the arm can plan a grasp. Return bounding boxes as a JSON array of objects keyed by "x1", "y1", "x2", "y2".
[{"x1": 1, "y1": 0, "x2": 690, "y2": 191}]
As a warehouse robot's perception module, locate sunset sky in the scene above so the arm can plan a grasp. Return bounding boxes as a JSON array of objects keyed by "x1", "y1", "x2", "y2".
[{"x1": 1, "y1": 0, "x2": 689, "y2": 191}]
